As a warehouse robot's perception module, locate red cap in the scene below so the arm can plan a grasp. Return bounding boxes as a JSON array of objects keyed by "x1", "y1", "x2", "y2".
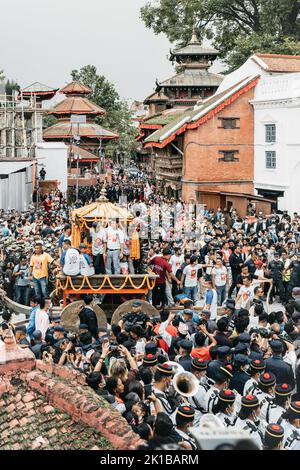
[
  {"x1": 264, "y1": 373, "x2": 270, "y2": 379},
  {"x1": 271, "y1": 424, "x2": 281, "y2": 431},
  {"x1": 282, "y1": 383, "x2": 288, "y2": 389},
  {"x1": 224, "y1": 389, "x2": 232, "y2": 396},
  {"x1": 246, "y1": 394, "x2": 254, "y2": 401}
]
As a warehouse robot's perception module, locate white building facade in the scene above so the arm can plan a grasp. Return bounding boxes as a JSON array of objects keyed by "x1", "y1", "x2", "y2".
[{"x1": 218, "y1": 54, "x2": 300, "y2": 213}]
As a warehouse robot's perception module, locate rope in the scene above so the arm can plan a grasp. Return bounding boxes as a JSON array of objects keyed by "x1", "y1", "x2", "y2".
[{"x1": 56, "y1": 274, "x2": 156, "y2": 294}]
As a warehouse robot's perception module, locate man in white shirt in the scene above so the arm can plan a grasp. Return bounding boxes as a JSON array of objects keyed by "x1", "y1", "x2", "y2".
[
  {"x1": 211, "y1": 258, "x2": 228, "y2": 306},
  {"x1": 34, "y1": 298, "x2": 50, "y2": 340},
  {"x1": 170, "y1": 248, "x2": 184, "y2": 275},
  {"x1": 60, "y1": 239, "x2": 80, "y2": 276},
  {"x1": 103, "y1": 220, "x2": 124, "y2": 275},
  {"x1": 90, "y1": 221, "x2": 106, "y2": 274},
  {"x1": 236, "y1": 276, "x2": 255, "y2": 309},
  {"x1": 204, "y1": 278, "x2": 218, "y2": 321},
  {"x1": 181, "y1": 255, "x2": 202, "y2": 304}
]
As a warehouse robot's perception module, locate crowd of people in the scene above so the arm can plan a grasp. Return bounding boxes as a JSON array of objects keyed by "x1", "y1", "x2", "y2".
[{"x1": 1, "y1": 165, "x2": 300, "y2": 450}]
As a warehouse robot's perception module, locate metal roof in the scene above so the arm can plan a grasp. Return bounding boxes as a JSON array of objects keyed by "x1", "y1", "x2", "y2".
[
  {"x1": 159, "y1": 69, "x2": 223, "y2": 88},
  {"x1": 43, "y1": 122, "x2": 119, "y2": 140},
  {"x1": 0, "y1": 161, "x2": 32, "y2": 175},
  {"x1": 21, "y1": 82, "x2": 58, "y2": 93}
]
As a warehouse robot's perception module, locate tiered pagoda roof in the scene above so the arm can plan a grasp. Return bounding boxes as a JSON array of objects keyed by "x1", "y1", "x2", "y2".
[{"x1": 43, "y1": 80, "x2": 118, "y2": 143}]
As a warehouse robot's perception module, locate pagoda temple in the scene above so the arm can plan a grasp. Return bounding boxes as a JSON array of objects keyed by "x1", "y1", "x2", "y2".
[
  {"x1": 43, "y1": 80, "x2": 119, "y2": 186},
  {"x1": 144, "y1": 30, "x2": 223, "y2": 116},
  {"x1": 135, "y1": 30, "x2": 223, "y2": 169}
]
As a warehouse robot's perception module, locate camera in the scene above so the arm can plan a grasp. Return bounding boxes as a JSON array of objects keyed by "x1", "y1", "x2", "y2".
[{"x1": 259, "y1": 328, "x2": 272, "y2": 339}]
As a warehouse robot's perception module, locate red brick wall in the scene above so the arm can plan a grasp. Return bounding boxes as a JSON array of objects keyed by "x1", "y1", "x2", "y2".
[{"x1": 182, "y1": 87, "x2": 255, "y2": 202}]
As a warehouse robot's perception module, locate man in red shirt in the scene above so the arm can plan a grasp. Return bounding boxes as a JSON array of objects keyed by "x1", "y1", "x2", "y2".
[
  {"x1": 191, "y1": 325, "x2": 217, "y2": 361},
  {"x1": 149, "y1": 248, "x2": 181, "y2": 308}
]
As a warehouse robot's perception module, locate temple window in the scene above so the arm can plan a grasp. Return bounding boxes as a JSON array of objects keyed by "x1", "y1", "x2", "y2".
[
  {"x1": 218, "y1": 117, "x2": 240, "y2": 129},
  {"x1": 218, "y1": 150, "x2": 239, "y2": 162}
]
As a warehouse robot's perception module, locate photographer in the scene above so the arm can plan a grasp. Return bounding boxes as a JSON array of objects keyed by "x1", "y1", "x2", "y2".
[{"x1": 78, "y1": 294, "x2": 98, "y2": 339}]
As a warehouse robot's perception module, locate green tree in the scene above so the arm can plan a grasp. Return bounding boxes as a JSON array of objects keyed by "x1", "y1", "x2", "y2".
[
  {"x1": 5, "y1": 79, "x2": 20, "y2": 97},
  {"x1": 141, "y1": 0, "x2": 300, "y2": 70},
  {"x1": 71, "y1": 65, "x2": 137, "y2": 157}
]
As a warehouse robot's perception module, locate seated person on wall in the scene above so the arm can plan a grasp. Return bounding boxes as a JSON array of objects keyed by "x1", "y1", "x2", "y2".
[
  {"x1": 79, "y1": 243, "x2": 95, "y2": 277},
  {"x1": 60, "y1": 239, "x2": 80, "y2": 276},
  {"x1": 119, "y1": 300, "x2": 151, "y2": 331}
]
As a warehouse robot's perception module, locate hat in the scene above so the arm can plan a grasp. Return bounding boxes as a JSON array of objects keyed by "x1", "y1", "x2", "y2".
[
  {"x1": 53, "y1": 326, "x2": 65, "y2": 333},
  {"x1": 250, "y1": 358, "x2": 266, "y2": 372},
  {"x1": 176, "y1": 405, "x2": 195, "y2": 421},
  {"x1": 79, "y1": 324, "x2": 89, "y2": 330},
  {"x1": 219, "y1": 389, "x2": 236, "y2": 404},
  {"x1": 219, "y1": 365, "x2": 233, "y2": 379},
  {"x1": 275, "y1": 383, "x2": 292, "y2": 397},
  {"x1": 201, "y1": 309, "x2": 211, "y2": 317},
  {"x1": 132, "y1": 300, "x2": 142, "y2": 307},
  {"x1": 265, "y1": 423, "x2": 284, "y2": 440},
  {"x1": 241, "y1": 394, "x2": 260, "y2": 408},
  {"x1": 191, "y1": 358, "x2": 208, "y2": 371},
  {"x1": 217, "y1": 346, "x2": 231, "y2": 357},
  {"x1": 179, "y1": 339, "x2": 193, "y2": 352},
  {"x1": 182, "y1": 309, "x2": 193, "y2": 318},
  {"x1": 233, "y1": 343, "x2": 249, "y2": 355},
  {"x1": 224, "y1": 299, "x2": 235, "y2": 310},
  {"x1": 32, "y1": 330, "x2": 42, "y2": 340},
  {"x1": 79, "y1": 243, "x2": 87, "y2": 249},
  {"x1": 234, "y1": 354, "x2": 250, "y2": 366},
  {"x1": 51, "y1": 314, "x2": 61, "y2": 323},
  {"x1": 258, "y1": 372, "x2": 276, "y2": 388},
  {"x1": 269, "y1": 340, "x2": 284, "y2": 353},
  {"x1": 238, "y1": 333, "x2": 251, "y2": 344},
  {"x1": 289, "y1": 401, "x2": 300, "y2": 414},
  {"x1": 142, "y1": 354, "x2": 158, "y2": 367},
  {"x1": 145, "y1": 342, "x2": 158, "y2": 356},
  {"x1": 156, "y1": 363, "x2": 174, "y2": 376}
]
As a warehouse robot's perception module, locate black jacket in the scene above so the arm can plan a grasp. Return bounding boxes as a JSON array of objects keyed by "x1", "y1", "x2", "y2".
[
  {"x1": 229, "y1": 371, "x2": 249, "y2": 395},
  {"x1": 79, "y1": 307, "x2": 98, "y2": 339},
  {"x1": 265, "y1": 355, "x2": 295, "y2": 389},
  {"x1": 229, "y1": 253, "x2": 242, "y2": 276}
]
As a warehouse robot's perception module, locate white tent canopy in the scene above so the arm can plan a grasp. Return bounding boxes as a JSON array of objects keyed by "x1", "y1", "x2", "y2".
[{"x1": 0, "y1": 161, "x2": 33, "y2": 212}]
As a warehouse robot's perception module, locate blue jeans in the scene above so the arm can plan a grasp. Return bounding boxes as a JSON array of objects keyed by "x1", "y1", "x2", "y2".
[
  {"x1": 106, "y1": 250, "x2": 121, "y2": 275},
  {"x1": 33, "y1": 277, "x2": 48, "y2": 299},
  {"x1": 15, "y1": 285, "x2": 30, "y2": 306},
  {"x1": 216, "y1": 285, "x2": 226, "y2": 306},
  {"x1": 183, "y1": 286, "x2": 198, "y2": 303}
]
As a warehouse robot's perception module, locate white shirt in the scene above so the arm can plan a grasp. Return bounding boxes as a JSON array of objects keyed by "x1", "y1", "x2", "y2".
[
  {"x1": 205, "y1": 288, "x2": 218, "y2": 320},
  {"x1": 170, "y1": 254, "x2": 184, "y2": 275},
  {"x1": 211, "y1": 265, "x2": 227, "y2": 287},
  {"x1": 35, "y1": 309, "x2": 50, "y2": 340},
  {"x1": 105, "y1": 227, "x2": 124, "y2": 250},
  {"x1": 63, "y1": 248, "x2": 80, "y2": 276},
  {"x1": 90, "y1": 228, "x2": 106, "y2": 256},
  {"x1": 236, "y1": 285, "x2": 255, "y2": 309},
  {"x1": 183, "y1": 264, "x2": 202, "y2": 287},
  {"x1": 79, "y1": 254, "x2": 95, "y2": 277}
]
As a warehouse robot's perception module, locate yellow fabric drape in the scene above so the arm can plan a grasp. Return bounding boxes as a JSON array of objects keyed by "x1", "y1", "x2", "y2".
[
  {"x1": 72, "y1": 224, "x2": 81, "y2": 249},
  {"x1": 130, "y1": 229, "x2": 140, "y2": 260}
]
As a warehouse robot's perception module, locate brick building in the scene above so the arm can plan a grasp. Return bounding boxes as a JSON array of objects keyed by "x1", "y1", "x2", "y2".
[{"x1": 144, "y1": 76, "x2": 260, "y2": 207}]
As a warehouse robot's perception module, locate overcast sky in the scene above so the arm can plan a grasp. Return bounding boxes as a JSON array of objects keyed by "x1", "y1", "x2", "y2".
[{"x1": 0, "y1": 0, "x2": 180, "y2": 101}]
